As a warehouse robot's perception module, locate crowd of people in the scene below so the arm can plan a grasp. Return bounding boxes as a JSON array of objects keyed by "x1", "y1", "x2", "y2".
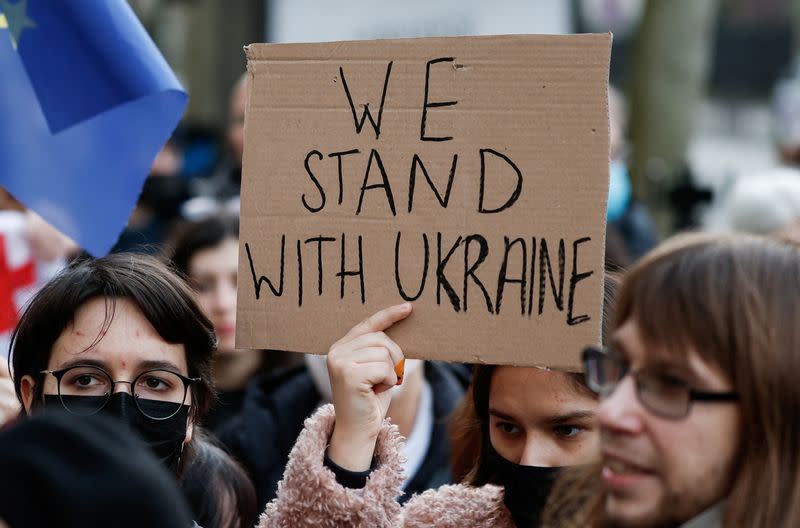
[{"x1": 1, "y1": 72, "x2": 800, "y2": 528}]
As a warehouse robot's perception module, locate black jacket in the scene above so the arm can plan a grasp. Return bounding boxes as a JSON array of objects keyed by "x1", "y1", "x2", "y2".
[{"x1": 217, "y1": 361, "x2": 470, "y2": 511}]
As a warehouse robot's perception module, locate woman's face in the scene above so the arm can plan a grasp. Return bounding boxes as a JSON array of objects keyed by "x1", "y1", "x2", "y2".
[
  {"x1": 20, "y1": 297, "x2": 193, "y2": 443},
  {"x1": 488, "y1": 366, "x2": 599, "y2": 467},
  {"x1": 189, "y1": 238, "x2": 239, "y2": 354}
]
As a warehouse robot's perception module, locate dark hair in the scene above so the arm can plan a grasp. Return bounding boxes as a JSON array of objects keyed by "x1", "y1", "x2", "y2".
[
  {"x1": 10, "y1": 253, "x2": 216, "y2": 422},
  {"x1": 170, "y1": 215, "x2": 239, "y2": 278},
  {"x1": 179, "y1": 429, "x2": 258, "y2": 528}
]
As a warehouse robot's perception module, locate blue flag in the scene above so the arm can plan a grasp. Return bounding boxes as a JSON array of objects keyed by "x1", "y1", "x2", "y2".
[{"x1": 0, "y1": 0, "x2": 187, "y2": 255}]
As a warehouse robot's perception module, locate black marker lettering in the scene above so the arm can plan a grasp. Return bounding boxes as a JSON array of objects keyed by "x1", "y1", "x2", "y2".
[
  {"x1": 304, "y1": 236, "x2": 336, "y2": 296},
  {"x1": 538, "y1": 238, "x2": 566, "y2": 315},
  {"x1": 463, "y1": 234, "x2": 493, "y2": 314},
  {"x1": 302, "y1": 150, "x2": 325, "y2": 213},
  {"x1": 356, "y1": 148, "x2": 396, "y2": 216},
  {"x1": 336, "y1": 234, "x2": 366, "y2": 304},
  {"x1": 436, "y1": 232, "x2": 462, "y2": 311},
  {"x1": 495, "y1": 237, "x2": 527, "y2": 315},
  {"x1": 527, "y1": 237, "x2": 537, "y2": 316},
  {"x1": 567, "y1": 237, "x2": 593, "y2": 325},
  {"x1": 394, "y1": 232, "x2": 429, "y2": 301},
  {"x1": 339, "y1": 61, "x2": 393, "y2": 139},
  {"x1": 478, "y1": 148, "x2": 523, "y2": 214},
  {"x1": 328, "y1": 149, "x2": 360, "y2": 205},
  {"x1": 245, "y1": 239, "x2": 285, "y2": 299},
  {"x1": 296, "y1": 239, "x2": 303, "y2": 306},
  {"x1": 420, "y1": 57, "x2": 458, "y2": 142},
  {"x1": 407, "y1": 153, "x2": 458, "y2": 213}
]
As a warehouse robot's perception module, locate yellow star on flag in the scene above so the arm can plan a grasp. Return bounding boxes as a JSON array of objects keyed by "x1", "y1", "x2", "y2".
[{"x1": 0, "y1": 0, "x2": 35, "y2": 49}]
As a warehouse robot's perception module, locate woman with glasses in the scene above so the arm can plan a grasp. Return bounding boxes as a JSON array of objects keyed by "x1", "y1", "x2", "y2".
[
  {"x1": 543, "y1": 232, "x2": 800, "y2": 528},
  {"x1": 10, "y1": 253, "x2": 216, "y2": 476}
]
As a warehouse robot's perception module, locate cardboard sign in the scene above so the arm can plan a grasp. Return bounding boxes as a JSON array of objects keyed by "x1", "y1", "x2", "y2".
[{"x1": 238, "y1": 34, "x2": 611, "y2": 368}]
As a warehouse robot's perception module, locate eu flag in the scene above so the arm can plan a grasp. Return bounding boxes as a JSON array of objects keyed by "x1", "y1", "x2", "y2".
[{"x1": 0, "y1": 0, "x2": 187, "y2": 255}]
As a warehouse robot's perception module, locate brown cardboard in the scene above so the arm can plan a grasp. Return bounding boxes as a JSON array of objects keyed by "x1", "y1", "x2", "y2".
[{"x1": 237, "y1": 34, "x2": 611, "y2": 369}]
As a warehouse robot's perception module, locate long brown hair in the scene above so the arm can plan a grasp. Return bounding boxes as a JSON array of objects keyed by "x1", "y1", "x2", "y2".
[{"x1": 543, "y1": 232, "x2": 800, "y2": 527}]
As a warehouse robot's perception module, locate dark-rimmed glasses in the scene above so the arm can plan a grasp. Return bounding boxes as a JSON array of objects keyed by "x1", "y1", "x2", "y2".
[
  {"x1": 41, "y1": 365, "x2": 200, "y2": 420},
  {"x1": 582, "y1": 346, "x2": 738, "y2": 419}
]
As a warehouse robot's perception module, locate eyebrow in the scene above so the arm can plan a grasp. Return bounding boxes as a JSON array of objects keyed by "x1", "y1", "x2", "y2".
[
  {"x1": 488, "y1": 408, "x2": 595, "y2": 426},
  {"x1": 138, "y1": 360, "x2": 184, "y2": 373},
  {"x1": 488, "y1": 408, "x2": 518, "y2": 423},
  {"x1": 544, "y1": 411, "x2": 595, "y2": 426},
  {"x1": 54, "y1": 358, "x2": 184, "y2": 374},
  {"x1": 56, "y1": 358, "x2": 108, "y2": 371}
]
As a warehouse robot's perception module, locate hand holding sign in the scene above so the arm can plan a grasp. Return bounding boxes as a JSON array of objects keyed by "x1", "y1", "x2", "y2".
[{"x1": 327, "y1": 303, "x2": 412, "y2": 472}]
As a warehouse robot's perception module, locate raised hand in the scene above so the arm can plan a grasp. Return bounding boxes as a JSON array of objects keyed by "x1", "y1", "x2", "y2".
[{"x1": 326, "y1": 303, "x2": 412, "y2": 471}]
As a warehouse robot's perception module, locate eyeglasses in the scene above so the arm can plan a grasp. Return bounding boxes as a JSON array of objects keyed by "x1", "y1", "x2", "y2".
[
  {"x1": 41, "y1": 365, "x2": 200, "y2": 420},
  {"x1": 582, "y1": 346, "x2": 738, "y2": 419}
]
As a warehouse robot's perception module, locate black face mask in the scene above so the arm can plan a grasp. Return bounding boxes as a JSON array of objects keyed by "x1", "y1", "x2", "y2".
[
  {"x1": 487, "y1": 443, "x2": 563, "y2": 528},
  {"x1": 44, "y1": 392, "x2": 189, "y2": 475}
]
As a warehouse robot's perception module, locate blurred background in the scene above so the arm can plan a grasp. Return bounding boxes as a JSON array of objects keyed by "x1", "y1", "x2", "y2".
[
  {"x1": 7, "y1": 0, "x2": 800, "y2": 258},
  {"x1": 120, "y1": 0, "x2": 800, "y2": 248}
]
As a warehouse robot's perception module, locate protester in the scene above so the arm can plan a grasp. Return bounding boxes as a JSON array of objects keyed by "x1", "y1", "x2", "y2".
[
  {"x1": 180, "y1": 429, "x2": 258, "y2": 528},
  {"x1": 0, "y1": 410, "x2": 194, "y2": 528},
  {"x1": 10, "y1": 253, "x2": 215, "y2": 478},
  {"x1": 543, "y1": 232, "x2": 800, "y2": 527},
  {"x1": 451, "y1": 364, "x2": 599, "y2": 527},
  {"x1": 255, "y1": 302, "x2": 603, "y2": 528},
  {"x1": 170, "y1": 215, "x2": 293, "y2": 431}
]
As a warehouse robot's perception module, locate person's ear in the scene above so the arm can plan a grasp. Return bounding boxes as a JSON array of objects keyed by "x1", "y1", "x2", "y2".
[{"x1": 20, "y1": 375, "x2": 36, "y2": 414}]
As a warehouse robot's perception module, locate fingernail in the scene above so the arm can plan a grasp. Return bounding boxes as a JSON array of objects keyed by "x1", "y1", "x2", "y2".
[{"x1": 395, "y1": 358, "x2": 405, "y2": 385}]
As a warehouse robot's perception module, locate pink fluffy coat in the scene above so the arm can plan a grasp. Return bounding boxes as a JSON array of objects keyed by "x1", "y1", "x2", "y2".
[{"x1": 258, "y1": 404, "x2": 515, "y2": 527}]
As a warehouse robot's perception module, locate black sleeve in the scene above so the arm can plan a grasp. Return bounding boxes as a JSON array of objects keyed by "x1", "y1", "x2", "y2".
[{"x1": 323, "y1": 453, "x2": 377, "y2": 489}]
